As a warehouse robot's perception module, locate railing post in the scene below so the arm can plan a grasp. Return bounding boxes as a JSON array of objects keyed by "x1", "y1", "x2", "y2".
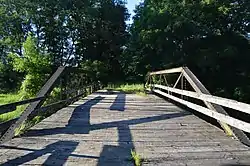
[
  {"x1": 184, "y1": 77, "x2": 187, "y2": 100},
  {"x1": 181, "y1": 74, "x2": 184, "y2": 99},
  {"x1": 0, "y1": 67, "x2": 66, "y2": 144},
  {"x1": 182, "y1": 67, "x2": 250, "y2": 146},
  {"x1": 149, "y1": 76, "x2": 152, "y2": 90}
]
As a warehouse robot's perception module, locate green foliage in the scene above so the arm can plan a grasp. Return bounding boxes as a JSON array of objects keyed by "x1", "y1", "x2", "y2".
[
  {"x1": 0, "y1": 0, "x2": 129, "y2": 88},
  {"x1": 0, "y1": 61, "x2": 3, "y2": 71},
  {"x1": 44, "y1": 87, "x2": 62, "y2": 105},
  {"x1": 15, "y1": 115, "x2": 44, "y2": 136},
  {"x1": 0, "y1": 0, "x2": 129, "y2": 135},
  {"x1": 18, "y1": 74, "x2": 44, "y2": 98},
  {"x1": 9, "y1": 35, "x2": 51, "y2": 74},
  {"x1": 0, "y1": 93, "x2": 26, "y2": 123},
  {"x1": 9, "y1": 35, "x2": 51, "y2": 98},
  {"x1": 80, "y1": 60, "x2": 109, "y2": 84},
  {"x1": 107, "y1": 84, "x2": 145, "y2": 94},
  {"x1": 0, "y1": 0, "x2": 250, "y2": 105},
  {"x1": 0, "y1": 61, "x2": 22, "y2": 93},
  {"x1": 131, "y1": 150, "x2": 142, "y2": 166},
  {"x1": 1, "y1": 0, "x2": 129, "y2": 66},
  {"x1": 124, "y1": 0, "x2": 250, "y2": 103},
  {"x1": 0, "y1": 106, "x2": 26, "y2": 123},
  {"x1": 0, "y1": 93, "x2": 22, "y2": 105}
]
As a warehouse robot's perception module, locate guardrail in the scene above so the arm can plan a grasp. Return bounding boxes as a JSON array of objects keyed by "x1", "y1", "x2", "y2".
[
  {"x1": 145, "y1": 67, "x2": 250, "y2": 146},
  {"x1": 0, "y1": 66, "x2": 102, "y2": 144}
]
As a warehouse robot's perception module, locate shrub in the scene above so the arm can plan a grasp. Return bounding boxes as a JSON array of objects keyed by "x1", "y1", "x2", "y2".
[{"x1": 9, "y1": 34, "x2": 51, "y2": 98}]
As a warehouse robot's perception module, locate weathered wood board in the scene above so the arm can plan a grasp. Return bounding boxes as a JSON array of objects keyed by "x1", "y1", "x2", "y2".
[{"x1": 0, "y1": 90, "x2": 249, "y2": 166}]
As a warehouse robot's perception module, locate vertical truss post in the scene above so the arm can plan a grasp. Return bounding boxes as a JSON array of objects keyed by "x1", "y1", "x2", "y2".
[
  {"x1": 145, "y1": 73, "x2": 150, "y2": 90},
  {"x1": 163, "y1": 75, "x2": 168, "y2": 86},
  {"x1": 149, "y1": 76, "x2": 152, "y2": 90},
  {"x1": 173, "y1": 73, "x2": 183, "y2": 88},
  {"x1": 182, "y1": 67, "x2": 234, "y2": 137},
  {"x1": 181, "y1": 74, "x2": 184, "y2": 99},
  {"x1": 152, "y1": 75, "x2": 155, "y2": 89},
  {"x1": 0, "y1": 67, "x2": 66, "y2": 144},
  {"x1": 159, "y1": 74, "x2": 162, "y2": 85},
  {"x1": 163, "y1": 75, "x2": 169, "y2": 94},
  {"x1": 184, "y1": 76, "x2": 187, "y2": 100}
]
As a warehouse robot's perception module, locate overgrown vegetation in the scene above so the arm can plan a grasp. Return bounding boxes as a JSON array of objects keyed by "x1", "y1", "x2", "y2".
[
  {"x1": 130, "y1": 150, "x2": 142, "y2": 166},
  {"x1": 0, "y1": 0, "x2": 128, "y2": 92},
  {"x1": 1, "y1": 0, "x2": 249, "y2": 103},
  {"x1": 9, "y1": 34, "x2": 51, "y2": 99},
  {"x1": 123, "y1": 0, "x2": 250, "y2": 103},
  {"x1": 15, "y1": 115, "x2": 44, "y2": 136},
  {"x1": 0, "y1": 105, "x2": 26, "y2": 123},
  {"x1": 0, "y1": 0, "x2": 249, "y2": 138},
  {"x1": 0, "y1": 93, "x2": 24, "y2": 122},
  {"x1": 0, "y1": 93, "x2": 22, "y2": 105},
  {"x1": 0, "y1": 62, "x2": 22, "y2": 93},
  {"x1": 107, "y1": 84, "x2": 145, "y2": 94}
]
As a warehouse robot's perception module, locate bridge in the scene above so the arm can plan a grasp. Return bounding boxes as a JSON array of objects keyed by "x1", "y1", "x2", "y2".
[{"x1": 0, "y1": 67, "x2": 250, "y2": 166}]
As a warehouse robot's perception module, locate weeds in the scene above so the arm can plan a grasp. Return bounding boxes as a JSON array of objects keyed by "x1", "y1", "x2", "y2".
[
  {"x1": 0, "y1": 93, "x2": 26, "y2": 123},
  {"x1": 131, "y1": 150, "x2": 142, "y2": 166},
  {"x1": 107, "y1": 84, "x2": 146, "y2": 95},
  {"x1": 15, "y1": 115, "x2": 44, "y2": 136},
  {"x1": 0, "y1": 93, "x2": 22, "y2": 105}
]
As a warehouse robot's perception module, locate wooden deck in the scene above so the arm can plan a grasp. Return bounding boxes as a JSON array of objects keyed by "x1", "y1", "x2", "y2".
[{"x1": 0, "y1": 90, "x2": 249, "y2": 166}]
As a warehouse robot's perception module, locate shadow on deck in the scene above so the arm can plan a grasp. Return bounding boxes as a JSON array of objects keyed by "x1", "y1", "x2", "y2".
[{"x1": 0, "y1": 92, "x2": 191, "y2": 165}]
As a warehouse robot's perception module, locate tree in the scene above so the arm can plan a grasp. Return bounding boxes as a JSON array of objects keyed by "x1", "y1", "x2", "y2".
[
  {"x1": 0, "y1": 0, "x2": 130, "y2": 92},
  {"x1": 9, "y1": 34, "x2": 51, "y2": 97},
  {"x1": 0, "y1": 61, "x2": 22, "y2": 93},
  {"x1": 124, "y1": 0, "x2": 250, "y2": 102}
]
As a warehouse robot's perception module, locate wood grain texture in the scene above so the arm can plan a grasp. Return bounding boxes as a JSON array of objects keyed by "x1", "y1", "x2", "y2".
[
  {"x1": 154, "y1": 84, "x2": 250, "y2": 115},
  {"x1": 0, "y1": 90, "x2": 249, "y2": 166},
  {"x1": 149, "y1": 67, "x2": 183, "y2": 75},
  {"x1": 153, "y1": 89, "x2": 250, "y2": 133}
]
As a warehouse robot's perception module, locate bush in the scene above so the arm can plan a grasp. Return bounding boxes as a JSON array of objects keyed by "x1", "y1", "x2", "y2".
[
  {"x1": 0, "y1": 61, "x2": 22, "y2": 93},
  {"x1": 9, "y1": 34, "x2": 51, "y2": 98},
  {"x1": 80, "y1": 60, "x2": 109, "y2": 84}
]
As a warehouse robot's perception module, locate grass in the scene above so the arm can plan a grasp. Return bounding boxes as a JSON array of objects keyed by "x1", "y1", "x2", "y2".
[
  {"x1": 0, "y1": 86, "x2": 83, "y2": 135},
  {"x1": 107, "y1": 83, "x2": 146, "y2": 95},
  {"x1": 0, "y1": 93, "x2": 22, "y2": 105},
  {"x1": 0, "y1": 105, "x2": 27, "y2": 123},
  {"x1": 15, "y1": 115, "x2": 44, "y2": 136},
  {"x1": 131, "y1": 150, "x2": 142, "y2": 166},
  {"x1": 135, "y1": 91, "x2": 147, "y2": 96},
  {"x1": 0, "y1": 87, "x2": 61, "y2": 123},
  {"x1": 0, "y1": 93, "x2": 26, "y2": 123}
]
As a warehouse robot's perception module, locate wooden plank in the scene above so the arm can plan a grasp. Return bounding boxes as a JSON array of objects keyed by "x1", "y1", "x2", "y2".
[
  {"x1": 1, "y1": 91, "x2": 250, "y2": 166},
  {"x1": 153, "y1": 89, "x2": 250, "y2": 133},
  {"x1": 182, "y1": 67, "x2": 234, "y2": 136},
  {"x1": 29, "y1": 91, "x2": 88, "y2": 120},
  {"x1": 149, "y1": 67, "x2": 183, "y2": 75},
  {"x1": 173, "y1": 73, "x2": 183, "y2": 88},
  {"x1": 154, "y1": 84, "x2": 250, "y2": 115},
  {"x1": 163, "y1": 75, "x2": 168, "y2": 86}
]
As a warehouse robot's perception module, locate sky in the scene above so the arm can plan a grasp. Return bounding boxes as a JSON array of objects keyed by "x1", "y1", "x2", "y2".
[{"x1": 126, "y1": 0, "x2": 142, "y2": 24}]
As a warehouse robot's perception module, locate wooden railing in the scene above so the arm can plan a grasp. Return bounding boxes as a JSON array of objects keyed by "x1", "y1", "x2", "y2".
[
  {"x1": 0, "y1": 66, "x2": 102, "y2": 144},
  {"x1": 145, "y1": 67, "x2": 250, "y2": 146}
]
